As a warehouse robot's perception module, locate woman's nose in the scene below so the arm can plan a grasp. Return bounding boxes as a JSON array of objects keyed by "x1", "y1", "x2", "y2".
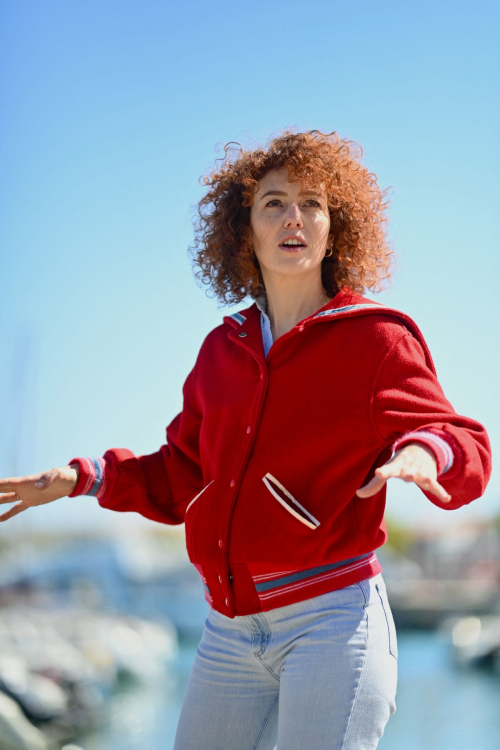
[{"x1": 284, "y1": 204, "x2": 303, "y2": 228}]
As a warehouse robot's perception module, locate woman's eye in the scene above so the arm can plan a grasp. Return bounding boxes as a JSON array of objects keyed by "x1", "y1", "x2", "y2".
[{"x1": 265, "y1": 199, "x2": 321, "y2": 207}]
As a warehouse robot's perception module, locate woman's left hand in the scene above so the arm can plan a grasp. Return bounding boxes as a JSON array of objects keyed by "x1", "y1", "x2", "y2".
[{"x1": 356, "y1": 442, "x2": 451, "y2": 503}]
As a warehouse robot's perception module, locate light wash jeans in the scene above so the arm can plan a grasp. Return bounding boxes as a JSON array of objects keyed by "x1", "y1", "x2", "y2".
[{"x1": 174, "y1": 572, "x2": 398, "y2": 750}]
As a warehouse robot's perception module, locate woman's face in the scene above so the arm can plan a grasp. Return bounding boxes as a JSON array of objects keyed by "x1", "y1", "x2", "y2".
[{"x1": 249, "y1": 167, "x2": 331, "y2": 282}]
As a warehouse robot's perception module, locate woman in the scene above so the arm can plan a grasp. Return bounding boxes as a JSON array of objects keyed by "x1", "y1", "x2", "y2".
[{"x1": 0, "y1": 130, "x2": 492, "y2": 749}]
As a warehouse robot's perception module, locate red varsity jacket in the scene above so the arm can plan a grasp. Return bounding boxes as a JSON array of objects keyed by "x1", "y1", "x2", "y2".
[{"x1": 68, "y1": 287, "x2": 492, "y2": 617}]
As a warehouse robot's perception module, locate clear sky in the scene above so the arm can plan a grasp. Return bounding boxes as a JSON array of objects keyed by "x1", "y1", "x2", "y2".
[{"x1": 1, "y1": 0, "x2": 499, "y2": 537}]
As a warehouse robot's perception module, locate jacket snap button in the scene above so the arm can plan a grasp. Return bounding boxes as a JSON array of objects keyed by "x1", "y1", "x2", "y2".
[
  {"x1": 218, "y1": 539, "x2": 223, "y2": 548},
  {"x1": 230, "y1": 479, "x2": 235, "y2": 488},
  {"x1": 246, "y1": 425, "x2": 251, "y2": 434},
  {"x1": 225, "y1": 598, "x2": 229, "y2": 606},
  {"x1": 218, "y1": 575, "x2": 222, "y2": 583},
  {"x1": 238, "y1": 332, "x2": 247, "y2": 338}
]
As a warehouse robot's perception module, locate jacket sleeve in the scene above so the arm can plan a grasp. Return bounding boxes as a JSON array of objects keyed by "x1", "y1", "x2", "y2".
[
  {"x1": 67, "y1": 363, "x2": 204, "y2": 525},
  {"x1": 371, "y1": 330, "x2": 492, "y2": 511}
]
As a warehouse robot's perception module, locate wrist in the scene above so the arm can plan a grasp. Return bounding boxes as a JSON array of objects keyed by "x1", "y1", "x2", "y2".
[
  {"x1": 397, "y1": 441, "x2": 437, "y2": 464},
  {"x1": 393, "y1": 430, "x2": 454, "y2": 476},
  {"x1": 69, "y1": 462, "x2": 80, "y2": 480},
  {"x1": 66, "y1": 463, "x2": 80, "y2": 495}
]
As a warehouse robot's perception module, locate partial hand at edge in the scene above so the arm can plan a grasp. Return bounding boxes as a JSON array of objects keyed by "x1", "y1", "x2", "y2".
[{"x1": 0, "y1": 464, "x2": 80, "y2": 522}]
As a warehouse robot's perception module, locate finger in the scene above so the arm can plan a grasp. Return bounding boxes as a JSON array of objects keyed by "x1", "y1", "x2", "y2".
[
  {"x1": 0, "y1": 480, "x2": 18, "y2": 493},
  {"x1": 357, "y1": 450, "x2": 414, "y2": 497},
  {"x1": 0, "y1": 474, "x2": 47, "y2": 492},
  {"x1": 0, "y1": 502, "x2": 28, "y2": 522},
  {"x1": 416, "y1": 476, "x2": 451, "y2": 503},
  {"x1": 356, "y1": 460, "x2": 408, "y2": 497},
  {"x1": 0, "y1": 492, "x2": 19, "y2": 505},
  {"x1": 357, "y1": 459, "x2": 430, "y2": 498},
  {"x1": 373, "y1": 460, "x2": 409, "y2": 481},
  {"x1": 356, "y1": 474, "x2": 388, "y2": 498}
]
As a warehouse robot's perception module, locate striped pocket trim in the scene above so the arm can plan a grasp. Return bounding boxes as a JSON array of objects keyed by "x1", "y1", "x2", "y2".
[
  {"x1": 262, "y1": 473, "x2": 320, "y2": 530},
  {"x1": 185, "y1": 479, "x2": 214, "y2": 514}
]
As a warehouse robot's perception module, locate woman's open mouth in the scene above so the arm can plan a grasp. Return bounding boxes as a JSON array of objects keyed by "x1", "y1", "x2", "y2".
[{"x1": 279, "y1": 239, "x2": 307, "y2": 252}]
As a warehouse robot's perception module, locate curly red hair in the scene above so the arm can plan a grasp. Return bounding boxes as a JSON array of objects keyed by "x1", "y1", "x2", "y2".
[{"x1": 189, "y1": 129, "x2": 395, "y2": 305}]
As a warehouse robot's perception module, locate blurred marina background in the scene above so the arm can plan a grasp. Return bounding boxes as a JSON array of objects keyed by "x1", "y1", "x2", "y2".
[
  {"x1": 1, "y1": 0, "x2": 499, "y2": 748},
  {"x1": 0, "y1": 524, "x2": 500, "y2": 749}
]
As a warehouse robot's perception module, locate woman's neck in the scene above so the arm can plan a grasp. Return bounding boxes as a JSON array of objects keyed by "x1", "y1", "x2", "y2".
[{"x1": 262, "y1": 276, "x2": 332, "y2": 341}]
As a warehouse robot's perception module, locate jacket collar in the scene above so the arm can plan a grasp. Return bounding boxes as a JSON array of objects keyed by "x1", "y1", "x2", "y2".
[
  {"x1": 225, "y1": 286, "x2": 374, "y2": 328},
  {"x1": 223, "y1": 286, "x2": 436, "y2": 374}
]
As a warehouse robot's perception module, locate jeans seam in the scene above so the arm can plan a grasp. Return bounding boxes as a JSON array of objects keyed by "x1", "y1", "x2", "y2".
[
  {"x1": 340, "y1": 580, "x2": 369, "y2": 750},
  {"x1": 256, "y1": 652, "x2": 281, "y2": 683},
  {"x1": 254, "y1": 615, "x2": 281, "y2": 683},
  {"x1": 376, "y1": 583, "x2": 398, "y2": 660},
  {"x1": 255, "y1": 614, "x2": 271, "y2": 658},
  {"x1": 253, "y1": 695, "x2": 279, "y2": 750},
  {"x1": 356, "y1": 579, "x2": 369, "y2": 607},
  {"x1": 241, "y1": 617, "x2": 281, "y2": 681},
  {"x1": 241, "y1": 616, "x2": 259, "y2": 649}
]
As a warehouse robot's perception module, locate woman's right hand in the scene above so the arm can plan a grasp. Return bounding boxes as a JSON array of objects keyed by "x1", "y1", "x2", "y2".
[{"x1": 0, "y1": 464, "x2": 80, "y2": 522}]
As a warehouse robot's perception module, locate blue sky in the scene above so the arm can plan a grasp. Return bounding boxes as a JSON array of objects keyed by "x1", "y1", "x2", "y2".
[{"x1": 1, "y1": 0, "x2": 499, "y2": 536}]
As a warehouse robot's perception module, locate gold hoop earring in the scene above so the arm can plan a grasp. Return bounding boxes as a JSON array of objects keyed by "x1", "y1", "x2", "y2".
[{"x1": 324, "y1": 246, "x2": 333, "y2": 257}]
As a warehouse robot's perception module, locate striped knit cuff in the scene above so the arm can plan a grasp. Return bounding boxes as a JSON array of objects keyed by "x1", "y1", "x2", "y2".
[
  {"x1": 68, "y1": 457, "x2": 107, "y2": 498},
  {"x1": 392, "y1": 431, "x2": 454, "y2": 476}
]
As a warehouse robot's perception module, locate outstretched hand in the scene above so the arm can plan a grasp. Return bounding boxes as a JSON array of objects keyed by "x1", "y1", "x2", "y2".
[
  {"x1": 0, "y1": 465, "x2": 80, "y2": 522},
  {"x1": 356, "y1": 442, "x2": 451, "y2": 503}
]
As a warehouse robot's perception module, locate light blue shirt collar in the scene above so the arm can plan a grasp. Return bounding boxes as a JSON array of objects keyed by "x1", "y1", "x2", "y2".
[{"x1": 255, "y1": 293, "x2": 273, "y2": 358}]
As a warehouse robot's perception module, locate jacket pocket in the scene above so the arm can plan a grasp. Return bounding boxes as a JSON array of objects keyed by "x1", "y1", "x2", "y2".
[
  {"x1": 185, "y1": 479, "x2": 214, "y2": 515},
  {"x1": 262, "y1": 472, "x2": 320, "y2": 530},
  {"x1": 184, "y1": 479, "x2": 215, "y2": 564}
]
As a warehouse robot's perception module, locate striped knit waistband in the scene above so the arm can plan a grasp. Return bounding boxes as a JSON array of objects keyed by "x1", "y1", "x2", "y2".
[
  {"x1": 247, "y1": 552, "x2": 379, "y2": 605},
  {"x1": 194, "y1": 552, "x2": 383, "y2": 616}
]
